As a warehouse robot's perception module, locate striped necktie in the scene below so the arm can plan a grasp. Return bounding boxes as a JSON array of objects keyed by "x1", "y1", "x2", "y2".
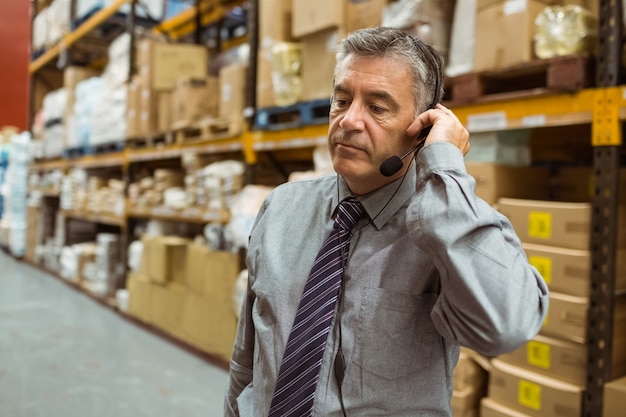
[{"x1": 268, "y1": 198, "x2": 365, "y2": 417}]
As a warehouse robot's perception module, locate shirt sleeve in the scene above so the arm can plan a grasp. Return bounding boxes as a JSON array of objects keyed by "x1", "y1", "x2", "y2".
[
  {"x1": 407, "y1": 142, "x2": 549, "y2": 357},
  {"x1": 223, "y1": 197, "x2": 269, "y2": 416}
]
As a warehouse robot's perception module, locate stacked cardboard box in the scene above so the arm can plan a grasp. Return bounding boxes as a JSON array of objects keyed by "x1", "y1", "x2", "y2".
[
  {"x1": 452, "y1": 348, "x2": 489, "y2": 417},
  {"x1": 126, "y1": 38, "x2": 210, "y2": 138},
  {"x1": 603, "y1": 375, "x2": 626, "y2": 417},
  {"x1": 127, "y1": 237, "x2": 240, "y2": 361},
  {"x1": 171, "y1": 76, "x2": 219, "y2": 128},
  {"x1": 289, "y1": 0, "x2": 455, "y2": 102},
  {"x1": 181, "y1": 243, "x2": 240, "y2": 361},
  {"x1": 472, "y1": 0, "x2": 599, "y2": 72},
  {"x1": 482, "y1": 198, "x2": 626, "y2": 416},
  {"x1": 257, "y1": 0, "x2": 298, "y2": 107}
]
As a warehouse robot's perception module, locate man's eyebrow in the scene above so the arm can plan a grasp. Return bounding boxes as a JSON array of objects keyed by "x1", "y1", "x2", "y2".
[
  {"x1": 365, "y1": 90, "x2": 400, "y2": 110},
  {"x1": 333, "y1": 84, "x2": 350, "y2": 96},
  {"x1": 333, "y1": 85, "x2": 400, "y2": 110}
]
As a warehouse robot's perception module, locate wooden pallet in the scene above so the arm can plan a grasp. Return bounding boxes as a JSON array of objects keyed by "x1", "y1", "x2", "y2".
[
  {"x1": 255, "y1": 98, "x2": 331, "y2": 131},
  {"x1": 125, "y1": 133, "x2": 175, "y2": 150},
  {"x1": 62, "y1": 146, "x2": 91, "y2": 159},
  {"x1": 174, "y1": 117, "x2": 243, "y2": 144},
  {"x1": 446, "y1": 54, "x2": 595, "y2": 105},
  {"x1": 90, "y1": 140, "x2": 125, "y2": 155}
]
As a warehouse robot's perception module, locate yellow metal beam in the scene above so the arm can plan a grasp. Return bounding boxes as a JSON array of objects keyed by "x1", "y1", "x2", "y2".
[
  {"x1": 449, "y1": 87, "x2": 626, "y2": 147},
  {"x1": 154, "y1": 0, "x2": 246, "y2": 40},
  {"x1": 246, "y1": 124, "x2": 329, "y2": 164},
  {"x1": 449, "y1": 89, "x2": 599, "y2": 132}
]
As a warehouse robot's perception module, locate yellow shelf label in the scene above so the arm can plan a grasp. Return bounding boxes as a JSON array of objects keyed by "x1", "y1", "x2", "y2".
[
  {"x1": 528, "y1": 212, "x2": 552, "y2": 239},
  {"x1": 529, "y1": 255, "x2": 552, "y2": 284},
  {"x1": 519, "y1": 380, "x2": 542, "y2": 411},
  {"x1": 527, "y1": 340, "x2": 551, "y2": 369}
]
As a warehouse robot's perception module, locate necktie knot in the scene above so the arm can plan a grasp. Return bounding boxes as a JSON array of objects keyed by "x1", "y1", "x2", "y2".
[{"x1": 334, "y1": 198, "x2": 365, "y2": 231}]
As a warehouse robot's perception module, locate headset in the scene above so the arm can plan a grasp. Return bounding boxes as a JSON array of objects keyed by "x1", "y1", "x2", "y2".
[{"x1": 379, "y1": 37, "x2": 444, "y2": 177}]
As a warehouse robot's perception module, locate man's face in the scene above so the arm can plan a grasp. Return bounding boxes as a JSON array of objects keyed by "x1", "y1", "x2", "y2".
[{"x1": 329, "y1": 54, "x2": 419, "y2": 195}]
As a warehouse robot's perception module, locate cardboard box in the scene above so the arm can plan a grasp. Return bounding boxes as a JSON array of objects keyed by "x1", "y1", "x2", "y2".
[
  {"x1": 498, "y1": 334, "x2": 586, "y2": 385},
  {"x1": 557, "y1": 166, "x2": 626, "y2": 203},
  {"x1": 481, "y1": 397, "x2": 533, "y2": 417},
  {"x1": 451, "y1": 348, "x2": 489, "y2": 416},
  {"x1": 292, "y1": 0, "x2": 344, "y2": 38},
  {"x1": 184, "y1": 243, "x2": 240, "y2": 301},
  {"x1": 301, "y1": 28, "x2": 343, "y2": 101},
  {"x1": 454, "y1": 348, "x2": 489, "y2": 392},
  {"x1": 152, "y1": 283, "x2": 187, "y2": 339},
  {"x1": 137, "y1": 39, "x2": 208, "y2": 90},
  {"x1": 258, "y1": 0, "x2": 295, "y2": 108},
  {"x1": 64, "y1": 66, "x2": 100, "y2": 119},
  {"x1": 499, "y1": 332, "x2": 626, "y2": 388},
  {"x1": 127, "y1": 272, "x2": 154, "y2": 324},
  {"x1": 125, "y1": 78, "x2": 141, "y2": 138},
  {"x1": 345, "y1": 0, "x2": 386, "y2": 33},
  {"x1": 451, "y1": 388, "x2": 481, "y2": 417},
  {"x1": 604, "y1": 376, "x2": 626, "y2": 417},
  {"x1": 260, "y1": 0, "x2": 293, "y2": 41},
  {"x1": 540, "y1": 292, "x2": 626, "y2": 346},
  {"x1": 136, "y1": 75, "x2": 160, "y2": 136},
  {"x1": 523, "y1": 243, "x2": 626, "y2": 297},
  {"x1": 140, "y1": 236, "x2": 189, "y2": 285},
  {"x1": 487, "y1": 359, "x2": 584, "y2": 417},
  {"x1": 465, "y1": 163, "x2": 551, "y2": 206},
  {"x1": 64, "y1": 66, "x2": 100, "y2": 90},
  {"x1": 474, "y1": 0, "x2": 549, "y2": 71},
  {"x1": 171, "y1": 77, "x2": 219, "y2": 126},
  {"x1": 181, "y1": 292, "x2": 238, "y2": 361},
  {"x1": 256, "y1": 53, "x2": 277, "y2": 108},
  {"x1": 219, "y1": 63, "x2": 247, "y2": 119},
  {"x1": 157, "y1": 90, "x2": 172, "y2": 133},
  {"x1": 496, "y1": 198, "x2": 626, "y2": 250}
]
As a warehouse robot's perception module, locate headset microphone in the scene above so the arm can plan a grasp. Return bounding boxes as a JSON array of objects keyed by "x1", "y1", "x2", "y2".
[{"x1": 379, "y1": 126, "x2": 431, "y2": 177}]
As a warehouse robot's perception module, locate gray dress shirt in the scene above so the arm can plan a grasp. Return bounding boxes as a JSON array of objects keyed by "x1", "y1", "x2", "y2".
[{"x1": 225, "y1": 142, "x2": 549, "y2": 416}]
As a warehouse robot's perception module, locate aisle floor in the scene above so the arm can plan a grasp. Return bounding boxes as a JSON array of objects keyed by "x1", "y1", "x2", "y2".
[{"x1": 0, "y1": 251, "x2": 230, "y2": 417}]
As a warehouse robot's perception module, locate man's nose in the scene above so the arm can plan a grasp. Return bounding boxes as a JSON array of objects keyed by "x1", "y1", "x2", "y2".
[{"x1": 339, "y1": 103, "x2": 365, "y2": 131}]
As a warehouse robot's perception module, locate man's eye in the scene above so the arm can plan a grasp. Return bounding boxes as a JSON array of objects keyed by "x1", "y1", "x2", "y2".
[
  {"x1": 333, "y1": 99, "x2": 349, "y2": 108},
  {"x1": 371, "y1": 105, "x2": 386, "y2": 114}
]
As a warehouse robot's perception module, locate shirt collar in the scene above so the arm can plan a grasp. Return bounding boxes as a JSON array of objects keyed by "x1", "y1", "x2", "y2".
[{"x1": 333, "y1": 169, "x2": 416, "y2": 230}]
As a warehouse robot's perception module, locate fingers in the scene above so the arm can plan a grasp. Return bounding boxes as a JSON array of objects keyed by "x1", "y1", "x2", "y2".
[{"x1": 407, "y1": 104, "x2": 470, "y2": 155}]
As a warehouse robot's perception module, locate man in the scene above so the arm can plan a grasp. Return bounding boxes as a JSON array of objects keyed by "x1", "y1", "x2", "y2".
[{"x1": 225, "y1": 27, "x2": 548, "y2": 416}]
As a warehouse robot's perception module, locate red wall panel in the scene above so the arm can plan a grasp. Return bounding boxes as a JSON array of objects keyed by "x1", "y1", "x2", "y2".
[{"x1": 0, "y1": 1, "x2": 31, "y2": 131}]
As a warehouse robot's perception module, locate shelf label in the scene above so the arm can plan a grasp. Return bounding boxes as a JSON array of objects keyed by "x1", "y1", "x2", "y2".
[
  {"x1": 527, "y1": 340, "x2": 551, "y2": 369},
  {"x1": 182, "y1": 208, "x2": 202, "y2": 218},
  {"x1": 519, "y1": 380, "x2": 542, "y2": 411},
  {"x1": 467, "y1": 112, "x2": 507, "y2": 132},
  {"x1": 528, "y1": 211, "x2": 551, "y2": 239},
  {"x1": 522, "y1": 114, "x2": 547, "y2": 127},
  {"x1": 152, "y1": 207, "x2": 177, "y2": 216},
  {"x1": 529, "y1": 255, "x2": 552, "y2": 284}
]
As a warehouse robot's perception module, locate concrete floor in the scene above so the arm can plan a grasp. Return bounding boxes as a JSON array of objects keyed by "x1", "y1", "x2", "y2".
[{"x1": 0, "y1": 250, "x2": 230, "y2": 417}]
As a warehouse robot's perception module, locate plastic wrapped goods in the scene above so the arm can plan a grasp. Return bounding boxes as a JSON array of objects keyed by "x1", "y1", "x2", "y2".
[
  {"x1": 534, "y1": 5, "x2": 598, "y2": 59},
  {"x1": 270, "y1": 42, "x2": 302, "y2": 106}
]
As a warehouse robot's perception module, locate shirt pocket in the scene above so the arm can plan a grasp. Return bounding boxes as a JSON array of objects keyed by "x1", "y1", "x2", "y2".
[{"x1": 352, "y1": 287, "x2": 437, "y2": 380}]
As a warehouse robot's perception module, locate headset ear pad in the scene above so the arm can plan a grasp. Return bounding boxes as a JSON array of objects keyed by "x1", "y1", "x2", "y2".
[
  {"x1": 409, "y1": 35, "x2": 445, "y2": 110},
  {"x1": 424, "y1": 42, "x2": 444, "y2": 109}
]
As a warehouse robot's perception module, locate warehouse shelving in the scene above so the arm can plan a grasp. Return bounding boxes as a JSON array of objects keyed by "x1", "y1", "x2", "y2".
[
  {"x1": 61, "y1": 209, "x2": 126, "y2": 227},
  {"x1": 29, "y1": 0, "x2": 131, "y2": 73},
  {"x1": 23, "y1": 1, "x2": 625, "y2": 415},
  {"x1": 127, "y1": 205, "x2": 230, "y2": 224}
]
